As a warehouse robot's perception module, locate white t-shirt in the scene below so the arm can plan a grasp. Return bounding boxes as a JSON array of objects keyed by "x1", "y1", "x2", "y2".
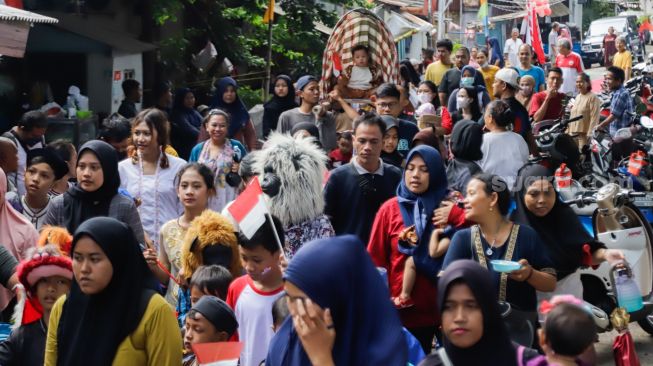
[
  {"x1": 504, "y1": 38, "x2": 523, "y2": 67},
  {"x1": 348, "y1": 66, "x2": 374, "y2": 90},
  {"x1": 118, "y1": 154, "x2": 186, "y2": 248},
  {"x1": 227, "y1": 276, "x2": 285, "y2": 366},
  {"x1": 477, "y1": 131, "x2": 529, "y2": 190}
]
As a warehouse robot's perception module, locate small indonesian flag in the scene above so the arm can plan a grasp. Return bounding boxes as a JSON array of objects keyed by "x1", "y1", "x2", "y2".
[
  {"x1": 227, "y1": 177, "x2": 269, "y2": 239},
  {"x1": 332, "y1": 52, "x2": 343, "y2": 78},
  {"x1": 192, "y1": 342, "x2": 243, "y2": 366}
]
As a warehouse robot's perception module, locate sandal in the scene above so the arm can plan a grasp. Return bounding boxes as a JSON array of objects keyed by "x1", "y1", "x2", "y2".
[{"x1": 392, "y1": 296, "x2": 415, "y2": 309}]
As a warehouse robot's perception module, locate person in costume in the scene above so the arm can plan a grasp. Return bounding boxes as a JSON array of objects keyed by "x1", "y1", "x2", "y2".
[
  {"x1": 43, "y1": 140, "x2": 145, "y2": 243},
  {"x1": 44, "y1": 217, "x2": 182, "y2": 365},
  {"x1": 0, "y1": 245, "x2": 72, "y2": 366},
  {"x1": 36, "y1": 226, "x2": 73, "y2": 257},
  {"x1": 266, "y1": 235, "x2": 407, "y2": 366},
  {"x1": 177, "y1": 210, "x2": 241, "y2": 326},
  {"x1": 254, "y1": 132, "x2": 334, "y2": 259},
  {"x1": 8, "y1": 147, "x2": 68, "y2": 230}
]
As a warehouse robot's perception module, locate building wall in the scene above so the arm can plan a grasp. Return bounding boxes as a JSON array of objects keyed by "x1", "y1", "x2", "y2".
[
  {"x1": 111, "y1": 53, "x2": 143, "y2": 114},
  {"x1": 86, "y1": 53, "x2": 113, "y2": 115}
]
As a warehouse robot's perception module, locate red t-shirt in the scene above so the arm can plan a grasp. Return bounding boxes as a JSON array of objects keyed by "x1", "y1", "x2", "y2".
[
  {"x1": 328, "y1": 148, "x2": 352, "y2": 168},
  {"x1": 529, "y1": 91, "x2": 565, "y2": 120},
  {"x1": 366, "y1": 197, "x2": 464, "y2": 328}
]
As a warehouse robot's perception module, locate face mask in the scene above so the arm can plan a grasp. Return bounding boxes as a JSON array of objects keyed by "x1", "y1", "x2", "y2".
[
  {"x1": 521, "y1": 85, "x2": 533, "y2": 95},
  {"x1": 418, "y1": 92, "x2": 432, "y2": 104},
  {"x1": 457, "y1": 97, "x2": 471, "y2": 109},
  {"x1": 461, "y1": 77, "x2": 474, "y2": 87}
]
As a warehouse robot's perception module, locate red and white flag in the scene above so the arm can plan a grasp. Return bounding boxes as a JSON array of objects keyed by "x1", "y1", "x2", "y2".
[
  {"x1": 227, "y1": 177, "x2": 268, "y2": 239},
  {"x1": 527, "y1": 4, "x2": 546, "y2": 65},
  {"x1": 332, "y1": 52, "x2": 343, "y2": 78},
  {"x1": 192, "y1": 342, "x2": 243, "y2": 366}
]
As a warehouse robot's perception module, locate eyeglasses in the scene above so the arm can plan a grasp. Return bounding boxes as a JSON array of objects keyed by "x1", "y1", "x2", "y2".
[{"x1": 377, "y1": 102, "x2": 399, "y2": 110}]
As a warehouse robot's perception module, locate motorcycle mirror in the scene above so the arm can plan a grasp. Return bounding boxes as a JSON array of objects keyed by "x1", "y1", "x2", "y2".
[
  {"x1": 641, "y1": 116, "x2": 653, "y2": 129},
  {"x1": 614, "y1": 127, "x2": 632, "y2": 141}
]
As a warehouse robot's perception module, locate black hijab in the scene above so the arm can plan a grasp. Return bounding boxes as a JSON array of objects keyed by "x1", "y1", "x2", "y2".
[
  {"x1": 437, "y1": 260, "x2": 517, "y2": 366},
  {"x1": 446, "y1": 120, "x2": 483, "y2": 193},
  {"x1": 511, "y1": 164, "x2": 596, "y2": 279},
  {"x1": 265, "y1": 75, "x2": 297, "y2": 112},
  {"x1": 450, "y1": 119, "x2": 483, "y2": 161},
  {"x1": 57, "y1": 217, "x2": 159, "y2": 366},
  {"x1": 62, "y1": 140, "x2": 120, "y2": 234}
]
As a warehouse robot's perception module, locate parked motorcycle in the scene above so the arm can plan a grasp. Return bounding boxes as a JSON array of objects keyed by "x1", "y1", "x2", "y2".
[
  {"x1": 532, "y1": 115, "x2": 587, "y2": 180},
  {"x1": 561, "y1": 184, "x2": 653, "y2": 334}
]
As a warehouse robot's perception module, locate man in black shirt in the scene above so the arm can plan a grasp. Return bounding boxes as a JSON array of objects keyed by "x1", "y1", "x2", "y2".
[
  {"x1": 324, "y1": 114, "x2": 401, "y2": 244},
  {"x1": 117, "y1": 79, "x2": 141, "y2": 119}
]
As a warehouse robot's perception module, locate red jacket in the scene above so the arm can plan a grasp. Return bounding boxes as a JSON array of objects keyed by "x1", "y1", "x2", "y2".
[{"x1": 367, "y1": 197, "x2": 466, "y2": 328}]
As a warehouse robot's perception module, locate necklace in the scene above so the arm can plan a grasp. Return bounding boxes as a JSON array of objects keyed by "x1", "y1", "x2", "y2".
[
  {"x1": 479, "y1": 221, "x2": 505, "y2": 256},
  {"x1": 138, "y1": 151, "x2": 161, "y2": 246}
]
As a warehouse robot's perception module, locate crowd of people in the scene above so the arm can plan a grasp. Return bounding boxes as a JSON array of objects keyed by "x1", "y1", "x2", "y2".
[{"x1": 0, "y1": 28, "x2": 639, "y2": 366}]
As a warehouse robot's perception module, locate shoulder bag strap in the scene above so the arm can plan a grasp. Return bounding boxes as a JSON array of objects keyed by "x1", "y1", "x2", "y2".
[
  {"x1": 497, "y1": 224, "x2": 521, "y2": 302},
  {"x1": 471, "y1": 225, "x2": 488, "y2": 269}
]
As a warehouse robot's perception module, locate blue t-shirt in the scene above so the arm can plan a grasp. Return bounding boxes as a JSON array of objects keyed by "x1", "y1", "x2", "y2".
[
  {"x1": 517, "y1": 66, "x2": 546, "y2": 92},
  {"x1": 188, "y1": 139, "x2": 248, "y2": 163},
  {"x1": 442, "y1": 224, "x2": 555, "y2": 312}
]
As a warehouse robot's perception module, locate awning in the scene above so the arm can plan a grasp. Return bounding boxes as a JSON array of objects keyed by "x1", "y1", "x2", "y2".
[
  {"x1": 35, "y1": 12, "x2": 156, "y2": 53},
  {"x1": 0, "y1": 5, "x2": 58, "y2": 24},
  {"x1": 0, "y1": 5, "x2": 58, "y2": 58},
  {"x1": 489, "y1": 3, "x2": 570, "y2": 22}
]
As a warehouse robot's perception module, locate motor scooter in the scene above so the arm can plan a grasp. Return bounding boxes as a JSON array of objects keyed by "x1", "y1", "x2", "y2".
[{"x1": 561, "y1": 184, "x2": 653, "y2": 334}]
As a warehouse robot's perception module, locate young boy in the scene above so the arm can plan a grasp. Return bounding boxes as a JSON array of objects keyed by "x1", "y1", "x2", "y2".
[
  {"x1": 276, "y1": 75, "x2": 340, "y2": 151},
  {"x1": 0, "y1": 245, "x2": 72, "y2": 365},
  {"x1": 530, "y1": 300, "x2": 597, "y2": 366},
  {"x1": 183, "y1": 296, "x2": 239, "y2": 366},
  {"x1": 9, "y1": 147, "x2": 68, "y2": 229},
  {"x1": 226, "y1": 216, "x2": 285, "y2": 366},
  {"x1": 328, "y1": 131, "x2": 352, "y2": 169},
  {"x1": 189, "y1": 265, "x2": 234, "y2": 306},
  {"x1": 336, "y1": 44, "x2": 380, "y2": 99}
]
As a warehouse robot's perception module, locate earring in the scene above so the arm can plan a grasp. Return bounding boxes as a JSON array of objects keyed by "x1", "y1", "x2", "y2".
[{"x1": 489, "y1": 207, "x2": 494, "y2": 212}]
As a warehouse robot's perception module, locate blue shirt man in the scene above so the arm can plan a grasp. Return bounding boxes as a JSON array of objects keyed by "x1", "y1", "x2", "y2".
[{"x1": 596, "y1": 66, "x2": 633, "y2": 136}]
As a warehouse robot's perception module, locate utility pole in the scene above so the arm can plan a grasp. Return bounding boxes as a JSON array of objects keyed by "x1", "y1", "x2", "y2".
[
  {"x1": 438, "y1": 0, "x2": 446, "y2": 41},
  {"x1": 428, "y1": 0, "x2": 434, "y2": 47}
]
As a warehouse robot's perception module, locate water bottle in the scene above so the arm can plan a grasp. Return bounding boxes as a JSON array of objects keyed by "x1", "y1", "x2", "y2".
[{"x1": 615, "y1": 268, "x2": 644, "y2": 313}]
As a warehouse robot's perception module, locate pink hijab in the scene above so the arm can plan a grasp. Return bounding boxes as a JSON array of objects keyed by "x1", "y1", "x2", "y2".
[
  {"x1": 560, "y1": 28, "x2": 573, "y2": 48},
  {"x1": 0, "y1": 168, "x2": 38, "y2": 309}
]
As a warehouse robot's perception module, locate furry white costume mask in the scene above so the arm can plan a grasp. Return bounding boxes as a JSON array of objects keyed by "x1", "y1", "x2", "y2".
[{"x1": 255, "y1": 132, "x2": 327, "y2": 227}]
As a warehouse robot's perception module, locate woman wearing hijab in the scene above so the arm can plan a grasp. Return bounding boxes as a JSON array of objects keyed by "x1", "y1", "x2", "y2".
[
  {"x1": 44, "y1": 140, "x2": 145, "y2": 244},
  {"x1": 170, "y1": 88, "x2": 202, "y2": 160},
  {"x1": 446, "y1": 66, "x2": 490, "y2": 114},
  {"x1": 419, "y1": 260, "x2": 518, "y2": 366},
  {"x1": 446, "y1": 120, "x2": 483, "y2": 194},
  {"x1": 209, "y1": 77, "x2": 257, "y2": 151},
  {"x1": 487, "y1": 37, "x2": 505, "y2": 68},
  {"x1": 511, "y1": 164, "x2": 625, "y2": 299},
  {"x1": 266, "y1": 235, "x2": 407, "y2": 366},
  {"x1": 263, "y1": 75, "x2": 297, "y2": 138},
  {"x1": 368, "y1": 146, "x2": 466, "y2": 353},
  {"x1": 0, "y1": 167, "x2": 37, "y2": 318},
  {"x1": 44, "y1": 217, "x2": 182, "y2": 365}
]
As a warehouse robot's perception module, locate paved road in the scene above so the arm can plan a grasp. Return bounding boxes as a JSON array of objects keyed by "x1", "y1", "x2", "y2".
[{"x1": 580, "y1": 46, "x2": 653, "y2": 365}]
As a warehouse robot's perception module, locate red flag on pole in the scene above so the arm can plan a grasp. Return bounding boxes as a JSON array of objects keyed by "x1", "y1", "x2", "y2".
[
  {"x1": 4, "y1": 0, "x2": 24, "y2": 8},
  {"x1": 529, "y1": 5, "x2": 546, "y2": 65}
]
